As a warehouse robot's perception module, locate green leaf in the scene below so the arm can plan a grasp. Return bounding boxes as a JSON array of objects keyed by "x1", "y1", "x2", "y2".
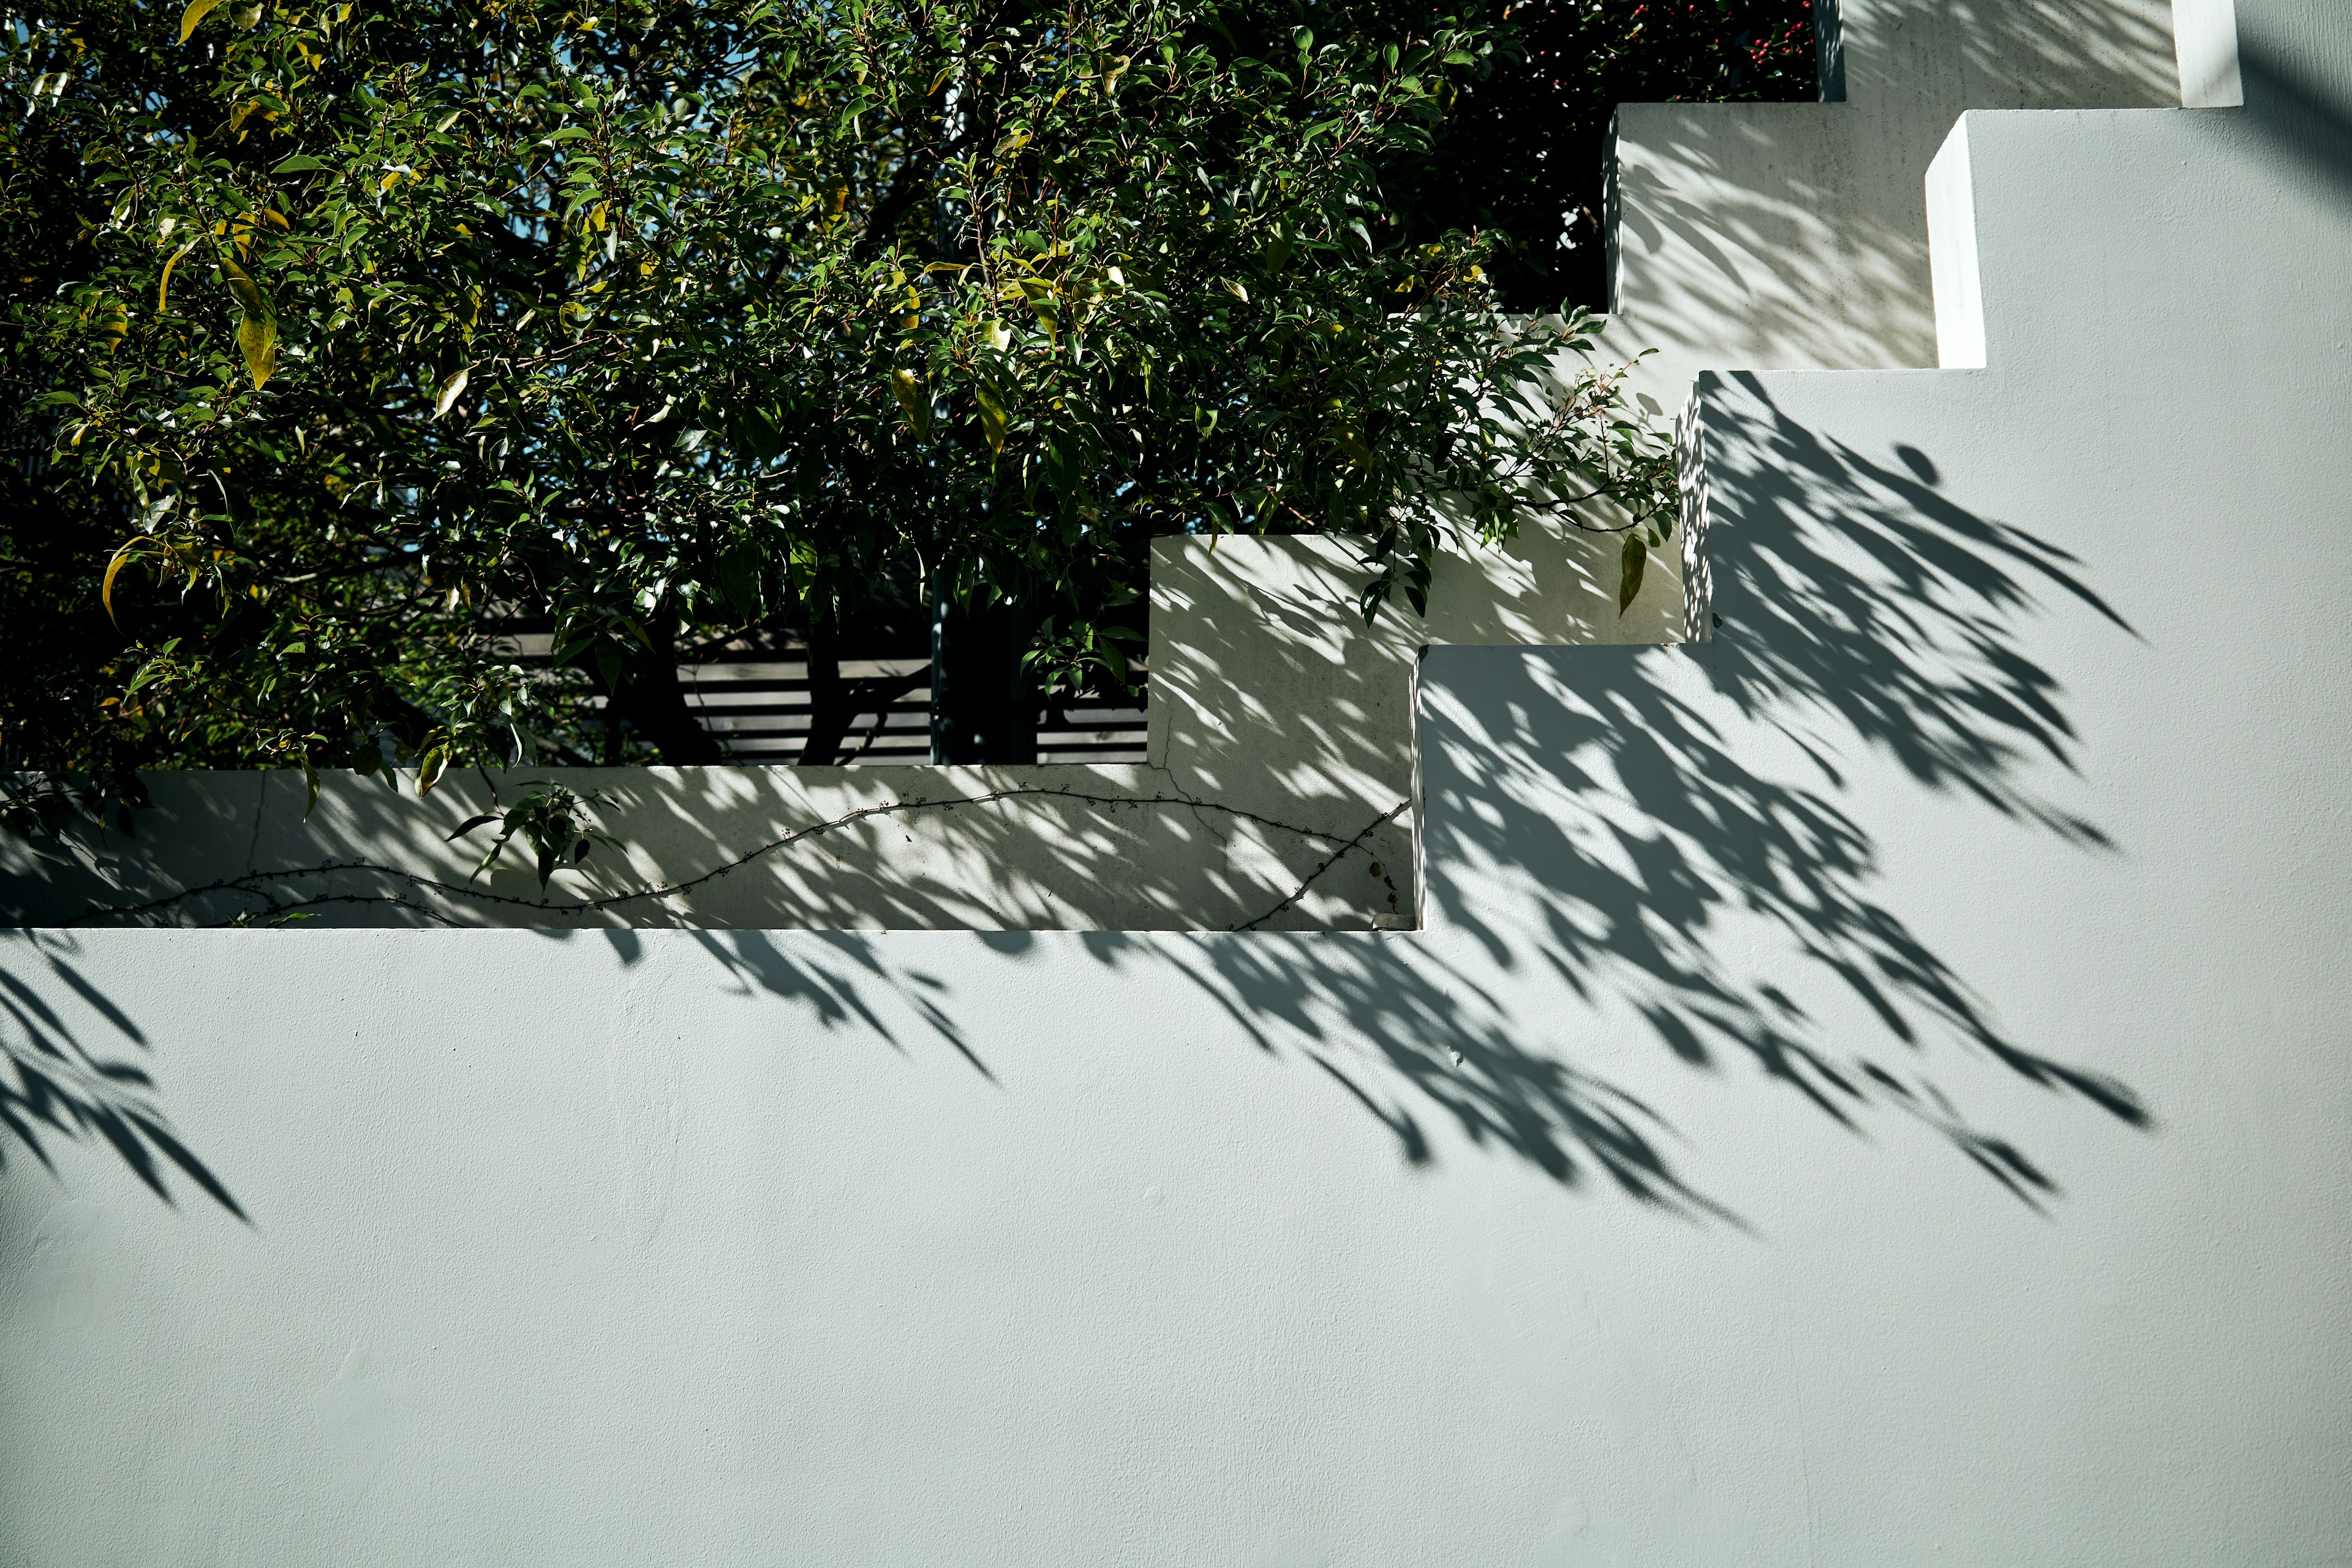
[
  {"x1": 271, "y1": 154, "x2": 331, "y2": 175},
  {"x1": 219, "y1": 254, "x2": 279, "y2": 388},
  {"x1": 973, "y1": 381, "x2": 1009, "y2": 454},
  {"x1": 177, "y1": 0, "x2": 225, "y2": 43},
  {"x1": 889, "y1": 367, "x2": 930, "y2": 437},
  {"x1": 217, "y1": 255, "x2": 269, "y2": 320},
  {"x1": 434, "y1": 366, "x2": 470, "y2": 420},
  {"x1": 1618, "y1": 533, "x2": 1648, "y2": 615}
]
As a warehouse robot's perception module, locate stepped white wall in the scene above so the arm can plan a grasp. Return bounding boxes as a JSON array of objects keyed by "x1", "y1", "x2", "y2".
[
  {"x1": 4, "y1": 0, "x2": 2195, "y2": 933},
  {"x1": 7, "y1": 0, "x2": 2352, "y2": 1562}
]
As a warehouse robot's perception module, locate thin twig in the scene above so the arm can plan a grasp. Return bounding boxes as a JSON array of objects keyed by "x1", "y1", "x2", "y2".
[
  {"x1": 67, "y1": 786, "x2": 1412, "y2": 928},
  {"x1": 1231, "y1": 799, "x2": 1411, "y2": 932}
]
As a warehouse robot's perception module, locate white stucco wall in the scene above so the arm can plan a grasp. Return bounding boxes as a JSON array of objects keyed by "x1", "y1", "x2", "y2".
[
  {"x1": 1606, "y1": 0, "x2": 2179, "y2": 394},
  {"x1": 4, "y1": 636, "x2": 2348, "y2": 1562},
  {"x1": 9, "y1": 0, "x2": 2193, "y2": 934},
  {"x1": 5, "y1": 0, "x2": 2352, "y2": 1560},
  {"x1": 0, "y1": 761, "x2": 1413, "y2": 932}
]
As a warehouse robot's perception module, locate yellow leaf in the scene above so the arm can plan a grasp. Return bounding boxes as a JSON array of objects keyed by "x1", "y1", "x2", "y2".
[
  {"x1": 889, "y1": 368, "x2": 930, "y2": 436},
  {"x1": 178, "y1": 0, "x2": 225, "y2": 44},
  {"x1": 102, "y1": 539, "x2": 139, "y2": 627},
  {"x1": 217, "y1": 252, "x2": 271, "y2": 319},
  {"x1": 156, "y1": 238, "x2": 197, "y2": 314},
  {"x1": 434, "y1": 366, "x2": 469, "y2": 419},
  {"x1": 236, "y1": 312, "x2": 278, "y2": 388}
]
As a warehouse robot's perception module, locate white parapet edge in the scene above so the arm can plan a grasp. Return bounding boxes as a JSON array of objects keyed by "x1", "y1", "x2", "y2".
[
  {"x1": 2174, "y1": 0, "x2": 2245, "y2": 108},
  {"x1": 1925, "y1": 116, "x2": 1988, "y2": 371}
]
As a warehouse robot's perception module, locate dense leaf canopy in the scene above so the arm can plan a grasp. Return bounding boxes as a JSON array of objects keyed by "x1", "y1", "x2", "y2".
[{"x1": 2, "y1": 0, "x2": 1721, "y2": 799}]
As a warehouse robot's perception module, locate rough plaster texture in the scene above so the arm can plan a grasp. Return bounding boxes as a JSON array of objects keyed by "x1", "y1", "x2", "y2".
[{"x1": 6, "y1": 0, "x2": 2352, "y2": 1559}]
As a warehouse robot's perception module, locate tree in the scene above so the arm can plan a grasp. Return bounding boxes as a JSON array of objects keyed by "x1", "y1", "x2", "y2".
[
  {"x1": 2, "y1": 0, "x2": 1675, "y2": 805},
  {"x1": 1390, "y1": 0, "x2": 1817, "y2": 311}
]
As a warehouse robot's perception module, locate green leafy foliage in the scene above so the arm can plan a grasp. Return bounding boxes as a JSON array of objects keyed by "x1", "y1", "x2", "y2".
[
  {"x1": 447, "y1": 780, "x2": 620, "y2": 889},
  {"x1": 4, "y1": 0, "x2": 1679, "y2": 791}
]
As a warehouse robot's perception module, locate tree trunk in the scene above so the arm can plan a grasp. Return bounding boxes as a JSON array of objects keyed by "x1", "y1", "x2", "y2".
[
  {"x1": 798, "y1": 606, "x2": 929, "y2": 766},
  {"x1": 929, "y1": 589, "x2": 1037, "y2": 764},
  {"x1": 603, "y1": 617, "x2": 724, "y2": 766},
  {"x1": 798, "y1": 613, "x2": 855, "y2": 766}
]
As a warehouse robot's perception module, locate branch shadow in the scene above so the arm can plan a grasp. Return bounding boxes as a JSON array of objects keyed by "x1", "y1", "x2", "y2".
[
  {"x1": 2, "y1": 372, "x2": 2155, "y2": 1218},
  {"x1": 1110, "y1": 372, "x2": 2151, "y2": 1212},
  {"x1": 1607, "y1": 0, "x2": 2177, "y2": 384},
  {"x1": 0, "y1": 929, "x2": 245, "y2": 1217}
]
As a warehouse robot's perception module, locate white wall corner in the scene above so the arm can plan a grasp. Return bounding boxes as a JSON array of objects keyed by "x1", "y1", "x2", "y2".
[
  {"x1": 1926, "y1": 118, "x2": 1987, "y2": 371},
  {"x1": 2173, "y1": 0, "x2": 2245, "y2": 108}
]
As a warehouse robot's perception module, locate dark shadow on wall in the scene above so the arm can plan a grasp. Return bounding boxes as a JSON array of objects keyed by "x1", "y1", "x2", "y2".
[
  {"x1": 535, "y1": 922, "x2": 1001, "y2": 1083},
  {"x1": 0, "y1": 373, "x2": 2154, "y2": 1219},
  {"x1": 0, "y1": 930, "x2": 244, "y2": 1217},
  {"x1": 2234, "y1": 34, "x2": 2352, "y2": 200},
  {"x1": 1066, "y1": 372, "x2": 2148, "y2": 1213},
  {"x1": 682, "y1": 927, "x2": 998, "y2": 1084},
  {"x1": 520, "y1": 369, "x2": 2150, "y2": 1217}
]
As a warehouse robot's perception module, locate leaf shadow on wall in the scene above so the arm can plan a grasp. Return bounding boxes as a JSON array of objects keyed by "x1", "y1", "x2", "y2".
[
  {"x1": 1607, "y1": 0, "x2": 2176, "y2": 380},
  {"x1": 1049, "y1": 372, "x2": 2151, "y2": 1216},
  {"x1": 0, "y1": 929, "x2": 246, "y2": 1218},
  {"x1": 0, "y1": 379, "x2": 2155, "y2": 1221}
]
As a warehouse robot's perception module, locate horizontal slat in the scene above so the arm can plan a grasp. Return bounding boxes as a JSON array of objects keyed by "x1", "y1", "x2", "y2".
[{"x1": 538, "y1": 639, "x2": 1154, "y2": 763}]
